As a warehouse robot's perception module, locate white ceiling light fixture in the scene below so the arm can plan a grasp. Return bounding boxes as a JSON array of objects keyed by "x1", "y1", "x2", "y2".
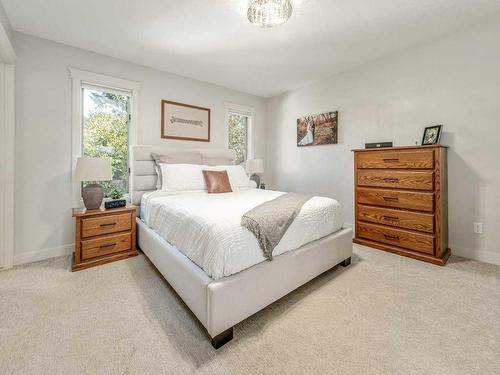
[{"x1": 247, "y1": 0, "x2": 293, "y2": 28}]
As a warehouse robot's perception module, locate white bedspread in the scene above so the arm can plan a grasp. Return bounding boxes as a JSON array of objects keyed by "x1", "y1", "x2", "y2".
[{"x1": 140, "y1": 189, "x2": 344, "y2": 279}]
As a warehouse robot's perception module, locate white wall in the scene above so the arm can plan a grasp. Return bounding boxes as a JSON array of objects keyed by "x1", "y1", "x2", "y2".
[
  {"x1": 0, "y1": 0, "x2": 12, "y2": 41},
  {"x1": 266, "y1": 21, "x2": 500, "y2": 265},
  {"x1": 13, "y1": 32, "x2": 266, "y2": 264},
  {"x1": 0, "y1": 1, "x2": 14, "y2": 64}
]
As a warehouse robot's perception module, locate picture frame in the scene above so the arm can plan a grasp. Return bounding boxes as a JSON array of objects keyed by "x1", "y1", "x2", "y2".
[
  {"x1": 421, "y1": 125, "x2": 443, "y2": 145},
  {"x1": 297, "y1": 111, "x2": 338, "y2": 147},
  {"x1": 161, "y1": 100, "x2": 211, "y2": 142}
]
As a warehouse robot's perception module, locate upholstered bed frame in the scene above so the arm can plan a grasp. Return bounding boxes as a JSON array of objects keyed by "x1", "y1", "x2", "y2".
[{"x1": 132, "y1": 145, "x2": 353, "y2": 348}]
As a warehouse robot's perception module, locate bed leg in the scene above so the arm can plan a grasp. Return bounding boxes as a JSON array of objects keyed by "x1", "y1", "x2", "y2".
[
  {"x1": 340, "y1": 257, "x2": 351, "y2": 267},
  {"x1": 211, "y1": 327, "x2": 233, "y2": 349}
]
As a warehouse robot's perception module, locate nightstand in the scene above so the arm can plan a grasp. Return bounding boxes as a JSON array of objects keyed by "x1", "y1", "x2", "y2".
[{"x1": 72, "y1": 206, "x2": 138, "y2": 271}]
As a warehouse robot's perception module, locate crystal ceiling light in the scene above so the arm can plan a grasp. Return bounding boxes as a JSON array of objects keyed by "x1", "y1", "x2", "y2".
[{"x1": 247, "y1": 0, "x2": 293, "y2": 28}]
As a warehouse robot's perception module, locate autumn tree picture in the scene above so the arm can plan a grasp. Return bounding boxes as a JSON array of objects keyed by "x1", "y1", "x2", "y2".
[{"x1": 297, "y1": 111, "x2": 338, "y2": 147}]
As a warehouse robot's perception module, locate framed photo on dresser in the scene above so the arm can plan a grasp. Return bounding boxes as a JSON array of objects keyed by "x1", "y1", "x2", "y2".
[
  {"x1": 161, "y1": 100, "x2": 211, "y2": 142},
  {"x1": 421, "y1": 125, "x2": 442, "y2": 145}
]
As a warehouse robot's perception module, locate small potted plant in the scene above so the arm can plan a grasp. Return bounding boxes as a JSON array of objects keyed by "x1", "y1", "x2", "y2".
[{"x1": 104, "y1": 186, "x2": 127, "y2": 209}]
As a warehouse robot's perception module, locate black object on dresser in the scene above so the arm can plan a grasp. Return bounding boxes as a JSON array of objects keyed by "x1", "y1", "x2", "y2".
[
  {"x1": 364, "y1": 142, "x2": 393, "y2": 149},
  {"x1": 104, "y1": 199, "x2": 127, "y2": 209}
]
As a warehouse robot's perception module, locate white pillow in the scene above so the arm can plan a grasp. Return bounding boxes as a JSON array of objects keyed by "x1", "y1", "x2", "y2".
[
  {"x1": 160, "y1": 164, "x2": 206, "y2": 192},
  {"x1": 203, "y1": 165, "x2": 253, "y2": 188},
  {"x1": 152, "y1": 152, "x2": 203, "y2": 190}
]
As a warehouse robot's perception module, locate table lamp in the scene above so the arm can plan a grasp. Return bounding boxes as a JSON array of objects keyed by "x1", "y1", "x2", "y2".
[
  {"x1": 246, "y1": 158, "x2": 264, "y2": 188},
  {"x1": 75, "y1": 157, "x2": 112, "y2": 210}
]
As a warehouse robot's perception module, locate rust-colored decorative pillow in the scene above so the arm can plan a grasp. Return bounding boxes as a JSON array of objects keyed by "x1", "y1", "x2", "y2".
[{"x1": 202, "y1": 170, "x2": 233, "y2": 193}]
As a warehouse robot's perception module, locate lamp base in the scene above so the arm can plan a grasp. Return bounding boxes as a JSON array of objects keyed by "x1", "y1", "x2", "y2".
[
  {"x1": 82, "y1": 184, "x2": 104, "y2": 210},
  {"x1": 250, "y1": 174, "x2": 261, "y2": 188}
]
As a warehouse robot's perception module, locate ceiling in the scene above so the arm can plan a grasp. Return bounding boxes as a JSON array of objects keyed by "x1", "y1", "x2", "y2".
[{"x1": 3, "y1": 0, "x2": 500, "y2": 97}]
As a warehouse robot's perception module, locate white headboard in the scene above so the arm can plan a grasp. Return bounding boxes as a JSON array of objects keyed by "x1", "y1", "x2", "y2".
[{"x1": 131, "y1": 145, "x2": 236, "y2": 205}]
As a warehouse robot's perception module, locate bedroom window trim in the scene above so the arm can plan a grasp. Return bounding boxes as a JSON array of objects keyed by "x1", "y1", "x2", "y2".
[
  {"x1": 69, "y1": 67, "x2": 140, "y2": 207},
  {"x1": 225, "y1": 102, "x2": 255, "y2": 164}
]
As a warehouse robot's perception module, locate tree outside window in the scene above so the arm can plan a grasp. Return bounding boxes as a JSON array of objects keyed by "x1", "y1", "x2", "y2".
[
  {"x1": 228, "y1": 112, "x2": 248, "y2": 165},
  {"x1": 82, "y1": 88, "x2": 129, "y2": 197}
]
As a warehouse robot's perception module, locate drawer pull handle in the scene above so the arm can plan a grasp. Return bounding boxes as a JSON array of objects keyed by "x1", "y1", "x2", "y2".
[
  {"x1": 383, "y1": 196, "x2": 399, "y2": 201},
  {"x1": 383, "y1": 158, "x2": 399, "y2": 162},
  {"x1": 382, "y1": 177, "x2": 399, "y2": 183},
  {"x1": 100, "y1": 223, "x2": 117, "y2": 228},
  {"x1": 383, "y1": 215, "x2": 399, "y2": 221},
  {"x1": 99, "y1": 243, "x2": 117, "y2": 249},
  {"x1": 384, "y1": 234, "x2": 400, "y2": 241}
]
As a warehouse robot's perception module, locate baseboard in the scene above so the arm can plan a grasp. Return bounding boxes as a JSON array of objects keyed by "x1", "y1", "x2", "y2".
[
  {"x1": 14, "y1": 244, "x2": 74, "y2": 266},
  {"x1": 447, "y1": 244, "x2": 500, "y2": 266}
]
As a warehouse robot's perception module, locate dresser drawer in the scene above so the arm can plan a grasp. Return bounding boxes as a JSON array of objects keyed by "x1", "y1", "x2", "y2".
[
  {"x1": 81, "y1": 233, "x2": 132, "y2": 261},
  {"x1": 357, "y1": 188, "x2": 434, "y2": 212},
  {"x1": 82, "y1": 213, "x2": 132, "y2": 238},
  {"x1": 357, "y1": 170, "x2": 434, "y2": 191},
  {"x1": 357, "y1": 150, "x2": 434, "y2": 169},
  {"x1": 357, "y1": 204, "x2": 434, "y2": 233},
  {"x1": 357, "y1": 222, "x2": 434, "y2": 255}
]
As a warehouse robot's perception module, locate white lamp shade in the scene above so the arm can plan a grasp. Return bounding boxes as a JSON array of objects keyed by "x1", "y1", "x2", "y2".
[
  {"x1": 246, "y1": 158, "x2": 264, "y2": 174},
  {"x1": 75, "y1": 157, "x2": 113, "y2": 182}
]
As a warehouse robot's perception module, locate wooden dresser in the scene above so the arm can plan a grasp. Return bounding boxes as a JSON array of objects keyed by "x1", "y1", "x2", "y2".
[
  {"x1": 353, "y1": 145, "x2": 450, "y2": 265},
  {"x1": 72, "y1": 206, "x2": 138, "y2": 271}
]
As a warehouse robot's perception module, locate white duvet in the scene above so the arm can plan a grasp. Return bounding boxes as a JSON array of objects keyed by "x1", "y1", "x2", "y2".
[{"x1": 141, "y1": 188, "x2": 344, "y2": 279}]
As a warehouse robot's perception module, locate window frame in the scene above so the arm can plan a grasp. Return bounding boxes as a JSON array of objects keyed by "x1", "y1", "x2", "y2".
[
  {"x1": 70, "y1": 68, "x2": 140, "y2": 207},
  {"x1": 225, "y1": 102, "x2": 255, "y2": 164}
]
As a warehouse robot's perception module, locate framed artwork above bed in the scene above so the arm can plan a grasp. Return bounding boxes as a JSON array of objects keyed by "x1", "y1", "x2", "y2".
[{"x1": 161, "y1": 100, "x2": 211, "y2": 142}]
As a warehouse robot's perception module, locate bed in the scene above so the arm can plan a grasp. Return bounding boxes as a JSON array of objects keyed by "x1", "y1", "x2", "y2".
[{"x1": 132, "y1": 146, "x2": 353, "y2": 348}]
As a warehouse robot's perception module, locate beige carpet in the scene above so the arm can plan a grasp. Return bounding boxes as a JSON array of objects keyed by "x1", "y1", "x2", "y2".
[{"x1": 1, "y1": 245, "x2": 499, "y2": 375}]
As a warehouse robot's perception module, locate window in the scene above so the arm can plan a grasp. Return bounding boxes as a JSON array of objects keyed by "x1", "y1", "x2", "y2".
[
  {"x1": 226, "y1": 103, "x2": 254, "y2": 165},
  {"x1": 82, "y1": 85, "x2": 130, "y2": 196},
  {"x1": 228, "y1": 112, "x2": 248, "y2": 165},
  {"x1": 70, "y1": 68, "x2": 140, "y2": 206}
]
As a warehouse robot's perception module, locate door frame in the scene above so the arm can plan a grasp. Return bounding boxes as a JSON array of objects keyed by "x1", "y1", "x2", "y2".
[
  {"x1": 0, "y1": 63, "x2": 15, "y2": 269},
  {"x1": 0, "y1": 18, "x2": 16, "y2": 269}
]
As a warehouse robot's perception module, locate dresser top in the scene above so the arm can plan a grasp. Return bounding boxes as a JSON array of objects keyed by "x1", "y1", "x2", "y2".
[
  {"x1": 352, "y1": 144, "x2": 448, "y2": 152},
  {"x1": 72, "y1": 205, "x2": 137, "y2": 217}
]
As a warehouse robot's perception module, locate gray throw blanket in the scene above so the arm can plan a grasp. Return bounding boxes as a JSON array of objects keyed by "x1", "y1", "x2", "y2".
[{"x1": 241, "y1": 193, "x2": 312, "y2": 260}]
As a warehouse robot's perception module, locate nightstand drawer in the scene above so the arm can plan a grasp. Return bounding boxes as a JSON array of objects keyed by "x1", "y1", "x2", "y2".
[
  {"x1": 81, "y1": 233, "x2": 131, "y2": 261},
  {"x1": 82, "y1": 213, "x2": 132, "y2": 238}
]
